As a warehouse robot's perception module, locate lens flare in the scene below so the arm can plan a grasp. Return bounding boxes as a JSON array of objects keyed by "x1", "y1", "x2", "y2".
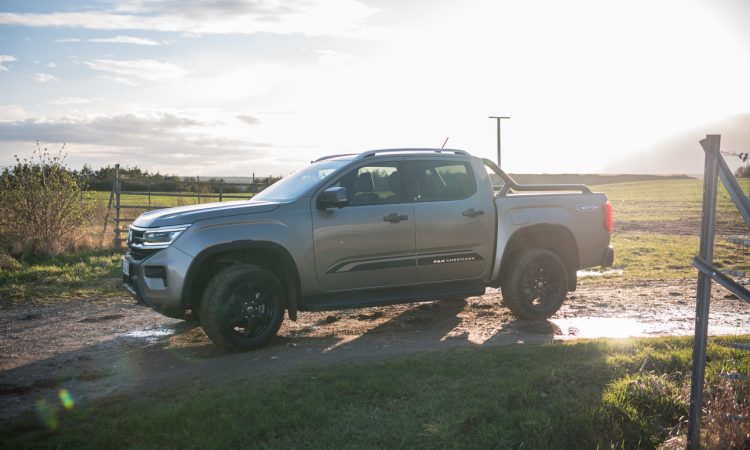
[
  {"x1": 35, "y1": 399, "x2": 58, "y2": 430},
  {"x1": 58, "y1": 389, "x2": 74, "y2": 410}
]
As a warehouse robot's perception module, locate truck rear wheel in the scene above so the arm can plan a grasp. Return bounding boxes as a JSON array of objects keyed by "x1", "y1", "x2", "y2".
[
  {"x1": 501, "y1": 249, "x2": 568, "y2": 320},
  {"x1": 200, "y1": 264, "x2": 285, "y2": 351}
]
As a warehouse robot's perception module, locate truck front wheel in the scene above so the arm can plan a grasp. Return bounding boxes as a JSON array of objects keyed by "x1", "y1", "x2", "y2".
[
  {"x1": 501, "y1": 249, "x2": 568, "y2": 320},
  {"x1": 200, "y1": 264, "x2": 285, "y2": 351}
]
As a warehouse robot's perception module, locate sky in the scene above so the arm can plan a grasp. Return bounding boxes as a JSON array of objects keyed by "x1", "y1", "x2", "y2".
[{"x1": 0, "y1": 0, "x2": 749, "y2": 177}]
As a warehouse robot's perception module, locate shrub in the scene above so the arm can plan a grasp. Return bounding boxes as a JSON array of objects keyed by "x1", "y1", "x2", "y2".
[{"x1": 0, "y1": 143, "x2": 94, "y2": 258}]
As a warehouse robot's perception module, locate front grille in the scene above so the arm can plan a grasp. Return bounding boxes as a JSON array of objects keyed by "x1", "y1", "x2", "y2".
[
  {"x1": 127, "y1": 226, "x2": 162, "y2": 260},
  {"x1": 128, "y1": 227, "x2": 145, "y2": 246}
]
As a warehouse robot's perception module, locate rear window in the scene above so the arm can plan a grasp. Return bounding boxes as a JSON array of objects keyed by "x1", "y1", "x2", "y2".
[{"x1": 411, "y1": 161, "x2": 476, "y2": 202}]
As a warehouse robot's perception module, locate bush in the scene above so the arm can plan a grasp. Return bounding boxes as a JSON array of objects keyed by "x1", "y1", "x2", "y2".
[{"x1": 0, "y1": 143, "x2": 93, "y2": 258}]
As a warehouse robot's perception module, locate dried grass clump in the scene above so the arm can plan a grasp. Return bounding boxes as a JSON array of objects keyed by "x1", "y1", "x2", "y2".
[{"x1": 702, "y1": 372, "x2": 750, "y2": 449}]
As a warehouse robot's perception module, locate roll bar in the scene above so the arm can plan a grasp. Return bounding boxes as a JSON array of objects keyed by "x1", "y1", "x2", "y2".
[{"x1": 481, "y1": 158, "x2": 592, "y2": 195}]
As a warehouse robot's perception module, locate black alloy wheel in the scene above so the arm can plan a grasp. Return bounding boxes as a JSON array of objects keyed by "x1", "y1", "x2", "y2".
[
  {"x1": 201, "y1": 264, "x2": 285, "y2": 351},
  {"x1": 502, "y1": 249, "x2": 568, "y2": 320}
]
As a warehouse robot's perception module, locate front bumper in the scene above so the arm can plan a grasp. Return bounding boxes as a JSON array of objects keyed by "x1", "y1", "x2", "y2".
[{"x1": 122, "y1": 245, "x2": 192, "y2": 311}]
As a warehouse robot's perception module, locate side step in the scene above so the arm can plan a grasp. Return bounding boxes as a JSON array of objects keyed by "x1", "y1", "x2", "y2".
[{"x1": 299, "y1": 280, "x2": 486, "y2": 312}]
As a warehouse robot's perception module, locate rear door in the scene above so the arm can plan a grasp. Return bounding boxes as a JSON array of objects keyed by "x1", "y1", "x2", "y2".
[
  {"x1": 312, "y1": 160, "x2": 417, "y2": 291},
  {"x1": 408, "y1": 158, "x2": 495, "y2": 282}
]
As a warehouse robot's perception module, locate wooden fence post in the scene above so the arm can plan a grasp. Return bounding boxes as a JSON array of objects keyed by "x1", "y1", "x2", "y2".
[
  {"x1": 101, "y1": 172, "x2": 116, "y2": 242},
  {"x1": 114, "y1": 164, "x2": 122, "y2": 248}
]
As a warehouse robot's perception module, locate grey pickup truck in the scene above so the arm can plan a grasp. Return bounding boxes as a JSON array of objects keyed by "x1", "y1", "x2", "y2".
[{"x1": 123, "y1": 149, "x2": 614, "y2": 350}]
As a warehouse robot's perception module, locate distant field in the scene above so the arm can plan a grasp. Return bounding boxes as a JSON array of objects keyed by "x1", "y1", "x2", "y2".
[
  {"x1": 511, "y1": 173, "x2": 693, "y2": 186},
  {"x1": 83, "y1": 190, "x2": 254, "y2": 210},
  {"x1": 583, "y1": 177, "x2": 750, "y2": 284}
]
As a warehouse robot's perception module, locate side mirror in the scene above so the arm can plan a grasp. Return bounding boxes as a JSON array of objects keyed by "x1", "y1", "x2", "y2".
[{"x1": 317, "y1": 186, "x2": 349, "y2": 209}]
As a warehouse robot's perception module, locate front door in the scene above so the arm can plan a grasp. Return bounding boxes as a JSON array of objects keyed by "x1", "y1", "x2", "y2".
[{"x1": 312, "y1": 161, "x2": 416, "y2": 292}]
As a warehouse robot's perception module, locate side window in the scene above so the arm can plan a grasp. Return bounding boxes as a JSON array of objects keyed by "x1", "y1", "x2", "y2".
[
  {"x1": 331, "y1": 162, "x2": 402, "y2": 206},
  {"x1": 412, "y1": 161, "x2": 476, "y2": 202}
]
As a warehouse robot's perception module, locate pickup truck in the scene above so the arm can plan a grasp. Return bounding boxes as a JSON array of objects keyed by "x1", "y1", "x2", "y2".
[{"x1": 123, "y1": 149, "x2": 614, "y2": 350}]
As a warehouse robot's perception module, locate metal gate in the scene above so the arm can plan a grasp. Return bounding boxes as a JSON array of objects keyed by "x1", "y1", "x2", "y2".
[
  {"x1": 101, "y1": 164, "x2": 268, "y2": 247},
  {"x1": 688, "y1": 134, "x2": 750, "y2": 449}
]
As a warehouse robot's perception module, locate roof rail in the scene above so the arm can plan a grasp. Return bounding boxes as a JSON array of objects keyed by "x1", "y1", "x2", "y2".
[
  {"x1": 311, "y1": 153, "x2": 358, "y2": 163},
  {"x1": 355, "y1": 148, "x2": 469, "y2": 159}
]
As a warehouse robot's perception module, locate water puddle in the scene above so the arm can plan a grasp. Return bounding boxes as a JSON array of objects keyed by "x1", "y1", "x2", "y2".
[
  {"x1": 122, "y1": 327, "x2": 175, "y2": 343},
  {"x1": 577, "y1": 269, "x2": 624, "y2": 277},
  {"x1": 551, "y1": 317, "x2": 650, "y2": 339}
]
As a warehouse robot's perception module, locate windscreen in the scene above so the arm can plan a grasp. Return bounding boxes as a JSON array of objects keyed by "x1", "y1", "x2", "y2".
[{"x1": 253, "y1": 159, "x2": 349, "y2": 202}]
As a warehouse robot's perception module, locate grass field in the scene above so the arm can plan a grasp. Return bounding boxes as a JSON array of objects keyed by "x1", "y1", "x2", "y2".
[
  {"x1": 580, "y1": 178, "x2": 750, "y2": 284},
  {"x1": 3, "y1": 335, "x2": 749, "y2": 449},
  {"x1": 84, "y1": 189, "x2": 254, "y2": 210}
]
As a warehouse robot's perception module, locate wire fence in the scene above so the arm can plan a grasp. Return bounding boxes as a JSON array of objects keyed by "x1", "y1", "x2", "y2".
[{"x1": 101, "y1": 164, "x2": 272, "y2": 247}]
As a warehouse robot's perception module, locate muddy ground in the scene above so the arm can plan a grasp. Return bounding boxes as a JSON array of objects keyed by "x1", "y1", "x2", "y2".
[{"x1": 2, "y1": 279, "x2": 750, "y2": 423}]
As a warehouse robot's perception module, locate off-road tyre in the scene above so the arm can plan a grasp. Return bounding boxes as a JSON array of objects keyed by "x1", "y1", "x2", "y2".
[
  {"x1": 501, "y1": 249, "x2": 568, "y2": 320},
  {"x1": 200, "y1": 264, "x2": 285, "y2": 351}
]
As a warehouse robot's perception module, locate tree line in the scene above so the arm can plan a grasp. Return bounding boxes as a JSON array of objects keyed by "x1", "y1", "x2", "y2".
[{"x1": 75, "y1": 165, "x2": 281, "y2": 193}]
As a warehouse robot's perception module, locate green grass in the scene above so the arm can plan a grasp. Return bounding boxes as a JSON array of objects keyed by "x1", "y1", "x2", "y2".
[
  {"x1": 579, "y1": 177, "x2": 750, "y2": 285},
  {"x1": 84, "y1": 190, "x2": 253, "y2": 209},
  {"x1": 3, "y1": 335, "x2": 749, "y2": 449},
  {"x1": 593, "y1": 178, "x2": 750, "y2": 229},
  {"x1": 0, "y1": 250, "x2": 122, "y2": 301}
]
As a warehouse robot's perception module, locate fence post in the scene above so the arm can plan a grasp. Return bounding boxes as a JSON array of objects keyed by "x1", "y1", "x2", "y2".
[
  {"x1": 101, "y1": 173, "x2": 116, "y2": 241},
  {"x1": 114, "y1": 164, "x2": 122, "y2": 248},
  {"x1": 219, "y1": 182, "x2": 224, "y2": 202},
  {"x1": 687, "y1": 134, "x2": 721, "y2": 449}
]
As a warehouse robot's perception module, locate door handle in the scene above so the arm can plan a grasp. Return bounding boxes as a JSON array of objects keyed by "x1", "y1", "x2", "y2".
[
  {"x1": 383, "y1": 213, "x2": 408, "y2": 223},
  {"x1": 462, "y1": 208, "x2": 485, "y2": 218}
]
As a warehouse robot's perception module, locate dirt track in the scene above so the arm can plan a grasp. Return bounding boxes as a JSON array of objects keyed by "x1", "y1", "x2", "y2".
[{"x1": 2, "y1": 279, "x2": 750, "y2": 423}]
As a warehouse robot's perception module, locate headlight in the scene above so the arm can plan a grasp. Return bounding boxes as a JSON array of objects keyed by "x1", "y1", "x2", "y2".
[{"x1": 130, "y1": 225, "x2": 190, "y2": 249}]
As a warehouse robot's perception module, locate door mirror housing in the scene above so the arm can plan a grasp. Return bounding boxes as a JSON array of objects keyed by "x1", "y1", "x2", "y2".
[{"x1": 317, "y1": 186, "x2": 349, "y2": 209}]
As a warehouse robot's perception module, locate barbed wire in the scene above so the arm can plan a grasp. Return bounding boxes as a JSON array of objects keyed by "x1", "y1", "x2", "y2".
[{"x1": 721, "y1": 151, "x2": 750, "y2": 163}]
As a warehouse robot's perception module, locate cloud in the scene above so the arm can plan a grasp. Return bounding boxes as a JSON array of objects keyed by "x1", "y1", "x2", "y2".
[
  {"x1": 0, "y1": 55, "x2": 16, "y2": 71},
  {"x1": 46, "y1": 62, "x2": 56, "y2": 68},
  {"x1": 0, "y1": 0, "x2": 379, "y2": 37},
  {"x1": 32, "y1": 73, "x2": 58, "y2": 82},
  {"x1": 55, "y1": 38, "x2": 80, "y2": 43},
  {"x1": 237, "y1": 115, "x2": 260, "y2": 126},
  {"x1": 88, "y1": 35, "x2": 160, "y2": 45},
  {"x1": 83, "y1": 59, "x2": 186, "y2": 84},
  {"x1": 48, "y1": 96, "x2": 97, "y2": 106},
  {"x1": 0, "y1": 105, "x2": 28, "y2": 121},
  {"x1": 317, "y1": 49, "x2": 355, "y2": 66},
  {"x1": 0, "y1": 113, "x2": 272, "y2": 168}
]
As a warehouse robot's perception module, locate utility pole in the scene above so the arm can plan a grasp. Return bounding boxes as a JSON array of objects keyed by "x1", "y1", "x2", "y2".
[{"x1": 489, "y1": 116, "x2": 510, "y2": 167}]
